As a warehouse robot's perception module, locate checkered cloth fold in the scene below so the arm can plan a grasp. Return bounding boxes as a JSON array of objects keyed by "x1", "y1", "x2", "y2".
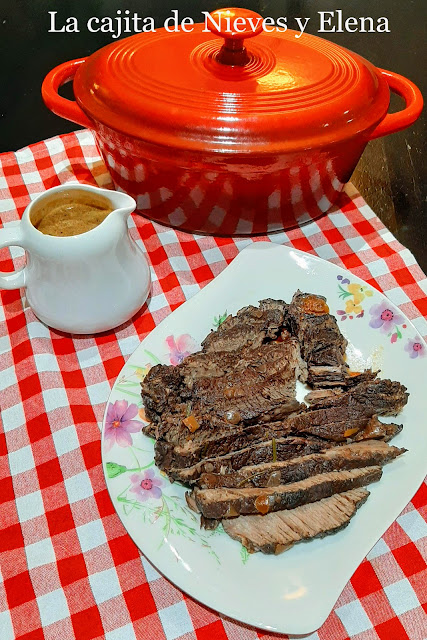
[{"x1": 0, "y1": 130, "x2": 426, "y2": 640}]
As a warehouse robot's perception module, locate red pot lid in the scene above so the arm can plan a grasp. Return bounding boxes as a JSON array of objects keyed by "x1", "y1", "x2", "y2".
[{"x1": 74, "y1": 7, "x2": 390, "y2": 153}]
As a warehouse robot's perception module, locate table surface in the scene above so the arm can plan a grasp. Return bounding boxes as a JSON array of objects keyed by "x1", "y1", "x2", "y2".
[
  {"x1": 0, "y1": 129, "x2": 426, "y2": 640},
  {"x1": 1, "y1": 0, "x2": 426, "y2": 269},
  {"x1": 1, "y1": 3, "x2": 427, "y2": 639}
]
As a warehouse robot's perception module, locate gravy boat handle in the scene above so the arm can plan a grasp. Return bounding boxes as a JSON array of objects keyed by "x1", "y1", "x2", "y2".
[{"x1": 0, "y1": 224, "x2": 27, "y2": 290}]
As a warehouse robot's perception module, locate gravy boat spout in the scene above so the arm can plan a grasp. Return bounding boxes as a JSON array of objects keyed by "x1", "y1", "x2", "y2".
[{"x1": 104, "y1": 189, "x2": 137, "y2": 221}]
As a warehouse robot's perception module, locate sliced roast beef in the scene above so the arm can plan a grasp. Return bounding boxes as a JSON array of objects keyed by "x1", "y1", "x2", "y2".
[
  {"x1": 222, "y1": 488, "x2": 370, "y2": 554},
  {"x1": 169, "y1": 436, "x2": 334, "y2": 484},
  {"x1": 343, "y1": 369, "x2": 380, "y2": 387},
  {"x1": 139, "y1": 291, "x2": 409, "y2": 555},
  {"x1": 303, "y1": 377, "x2": 407, "y2": 412},
  {"x1": 152, "y1": 377, "x2": 406, "y2": 466},
  {"x1": 141, "y1": 350, "x2": 244, "y2": 428},
  {"x1": 141, "y1": 364, "x2": 183, "y2": 424},
  {"x1": 186, "y1": 339, "x2": 304, "y2": 424},
  {"x1": 287, "y1": 290, "x2": 349, "y2": 387},
  {"x1": 180, "y1": 350, "x2": 243, "y2": 386},
  {"x1": 197, "y1": 440, "x2": 406, "y2": 489},
  {"x1": 142, "y1": 298, "x2": 290, "y2": 426},
  {"x1": 304, "y1": 388, "x2": 344, "y2": 405},
  {"x1": 191, "y1": 465, "x2": 382, "y2": 519},
  {"x1": 288, "y1": 378, "x2": 408, "y2": 441},
  {"x1": 201, "y1": 298, "x2": 288, "y2": 353},
  {"x1": 303, "y1": 370, "x2": 379, "y2": 405},
  {"x1": 154, "y1": 374, "x2": 407, "y2": 471},
  {"x1": 355, "y1": 416, "x2": 403, "y2": 442},
  {"x1": 154, "y1": 421, "x2": 295, "y2": 471},
  {"x1": 149, "y1": 339, "x2": 306, "y2": 468}
]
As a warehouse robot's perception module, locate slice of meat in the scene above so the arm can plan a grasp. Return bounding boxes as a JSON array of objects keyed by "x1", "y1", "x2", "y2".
[
  {"x1": 141, "y1": 364, "x2": 183, "y2": 424},
  {"x1": 142, "y1": 349, "x2": 261, "y2": 430},
  {"x1": 169, "y1": 436, "x2": 334, "y2": 484},
  {"x1": 197, "y1": 440, "x2": 406, "y2": 489},
  {"x1": 355, "y1": 416, "x2": 403, "y2": 442},
  {"x1": 148, "y1": 374, "x2": 406, "y2": 471},
  {"x1": 154, "y1": 421, "x2": 294, "y2": 471},
  {"x1": 222, "y1": 488, "x2": 370, "y2": 554},
  {"x1": 188, "y1": 339, "x2": 304, "y2": 425},
  {"x1": 191, "y1": 465, "x2": 382, "y2": 519},
  {"x1": 303, "y1": 370, "x2": 379, "y2": 405},
  {"x1": 287, "y1": 290, "x2": 353, "y2": 387},
  {"x1": 180, "y1": 350, "x2": 243, "y2": 386},
  {"x1": 201, "y1": 298, "x2": 288, "y2": 353},
  {"x1": 304, "y1": 388, "x2": 344, "y2": 405},
  {"x1": 344, "y1": 369, "x2": 380, "y2": 387},
  {"x1": 307, "y1": 365, "x2": 350, "y2": 387},
  {"x1": 142, "y1": 298, "x2": 290, "y2": 428},
  {"x1": 288, "y1": 378, "x2": 408, "y2": 441}
]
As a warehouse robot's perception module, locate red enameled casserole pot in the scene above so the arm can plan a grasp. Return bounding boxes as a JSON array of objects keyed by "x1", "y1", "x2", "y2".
[{"x1": 42, "y1": 7, "x2": 423, "y2": 236}]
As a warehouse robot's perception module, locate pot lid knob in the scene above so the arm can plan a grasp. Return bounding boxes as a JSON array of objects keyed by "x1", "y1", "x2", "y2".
[{"x1": 207, "y1": 7, "x2": 264, "y2": 66}]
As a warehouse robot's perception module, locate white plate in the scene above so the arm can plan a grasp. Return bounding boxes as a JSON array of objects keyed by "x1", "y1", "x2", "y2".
[{"x1": 101, "y1": 242, "x2": 427, "y2": 635}]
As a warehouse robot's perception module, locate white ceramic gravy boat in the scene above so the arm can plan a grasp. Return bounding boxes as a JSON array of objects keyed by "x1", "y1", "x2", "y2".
[{"x1": 0, "y1": 184, "x2": 151, "y2": 333}]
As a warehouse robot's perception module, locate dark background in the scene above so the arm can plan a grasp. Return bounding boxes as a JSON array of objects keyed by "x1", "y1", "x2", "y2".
[{"x1": 1, "y1": 1, "x2": 426, "y2": 270}]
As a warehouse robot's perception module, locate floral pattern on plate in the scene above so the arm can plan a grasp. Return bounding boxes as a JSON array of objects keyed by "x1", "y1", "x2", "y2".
[
  {"x1": 104, "y1": 400, "x2": 142, "y2": 451},
  {"x1": 104, "y1": 337, "x2": 223, "y2": 563},
  {"x1": 111, "y1": 457, "x2": 221, "y2": 560},
  {"x1": 368, "y1": 300, "x2": 407, "y2": 344},
  {"x1": 213, "y1": 311, "x2": 228, "y2": 328},
  {"x1": 335, "y1": 276, "x2": 424, "y2": 356},
  {"x1": 404, "y1": 337, "x2": 425, "y2": 359},
  {"x1": 165, "y1": 334, "x2": 198, "y2": 365},
  {"x1": 336, "y1": 275, "x2": 373, "y2": 320}
]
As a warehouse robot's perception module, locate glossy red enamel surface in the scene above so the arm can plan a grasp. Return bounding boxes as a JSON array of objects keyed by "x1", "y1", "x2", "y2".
[
  {"x1": 93, "y1": 123, "x2": 363, "y2": 234},
  {"x1": 42, "y1": 7, "x2": 423, "y2": 235},
  {"x1": 73, "y1": 22, "x2": 392, "y2": 152}
]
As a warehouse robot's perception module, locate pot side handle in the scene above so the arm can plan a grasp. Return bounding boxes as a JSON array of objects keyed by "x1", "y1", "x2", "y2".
[
  {"x1": 42, "y1": 58, "x2": 92, "y2": 128},
  {"x1": 369, "y1": 69, "x2": 423, "y2": 140}
]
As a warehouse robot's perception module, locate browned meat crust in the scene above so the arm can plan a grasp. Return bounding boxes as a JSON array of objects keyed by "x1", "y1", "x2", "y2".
[
  {"x1": 168, "y1": 436, "x2": 334, "y2": 484},
  {"x1": 287, "y1": 290, "x2": 349, "y2": 387},
  {"x1": 287, "y1": 379, "x2": 408, "y2": 441},
  {"x1": 222, "y1": 488, "x2": 370, "y2": 553},
  {"x1": 191, "y1": 466, "x2": 382, "y2": 519},
  {"x1": 201, "y1": 298, "x2": 288, "y2": 353},
  {"x1": 140, "y1": 293, "x2": 408, "y2": 554},
  {"x1": 143, "y1": 338, "x2": 308, "y2": 470},
  {"x1": 151, "y1": 376, "x2": 407, "y2": 470},
  {"x1": 197, "y1": 440, "x2": 406, "y2": 489}
]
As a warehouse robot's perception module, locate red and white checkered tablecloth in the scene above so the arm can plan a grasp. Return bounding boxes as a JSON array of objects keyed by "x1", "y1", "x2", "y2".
[{"x1": 0, "y1": 129, "x2": 426, "y2": 640}]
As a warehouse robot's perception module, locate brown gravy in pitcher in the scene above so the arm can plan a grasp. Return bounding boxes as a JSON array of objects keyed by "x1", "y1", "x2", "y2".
[{"x1": 30, "y1": 189, "x2": 114, "y2": 237}]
